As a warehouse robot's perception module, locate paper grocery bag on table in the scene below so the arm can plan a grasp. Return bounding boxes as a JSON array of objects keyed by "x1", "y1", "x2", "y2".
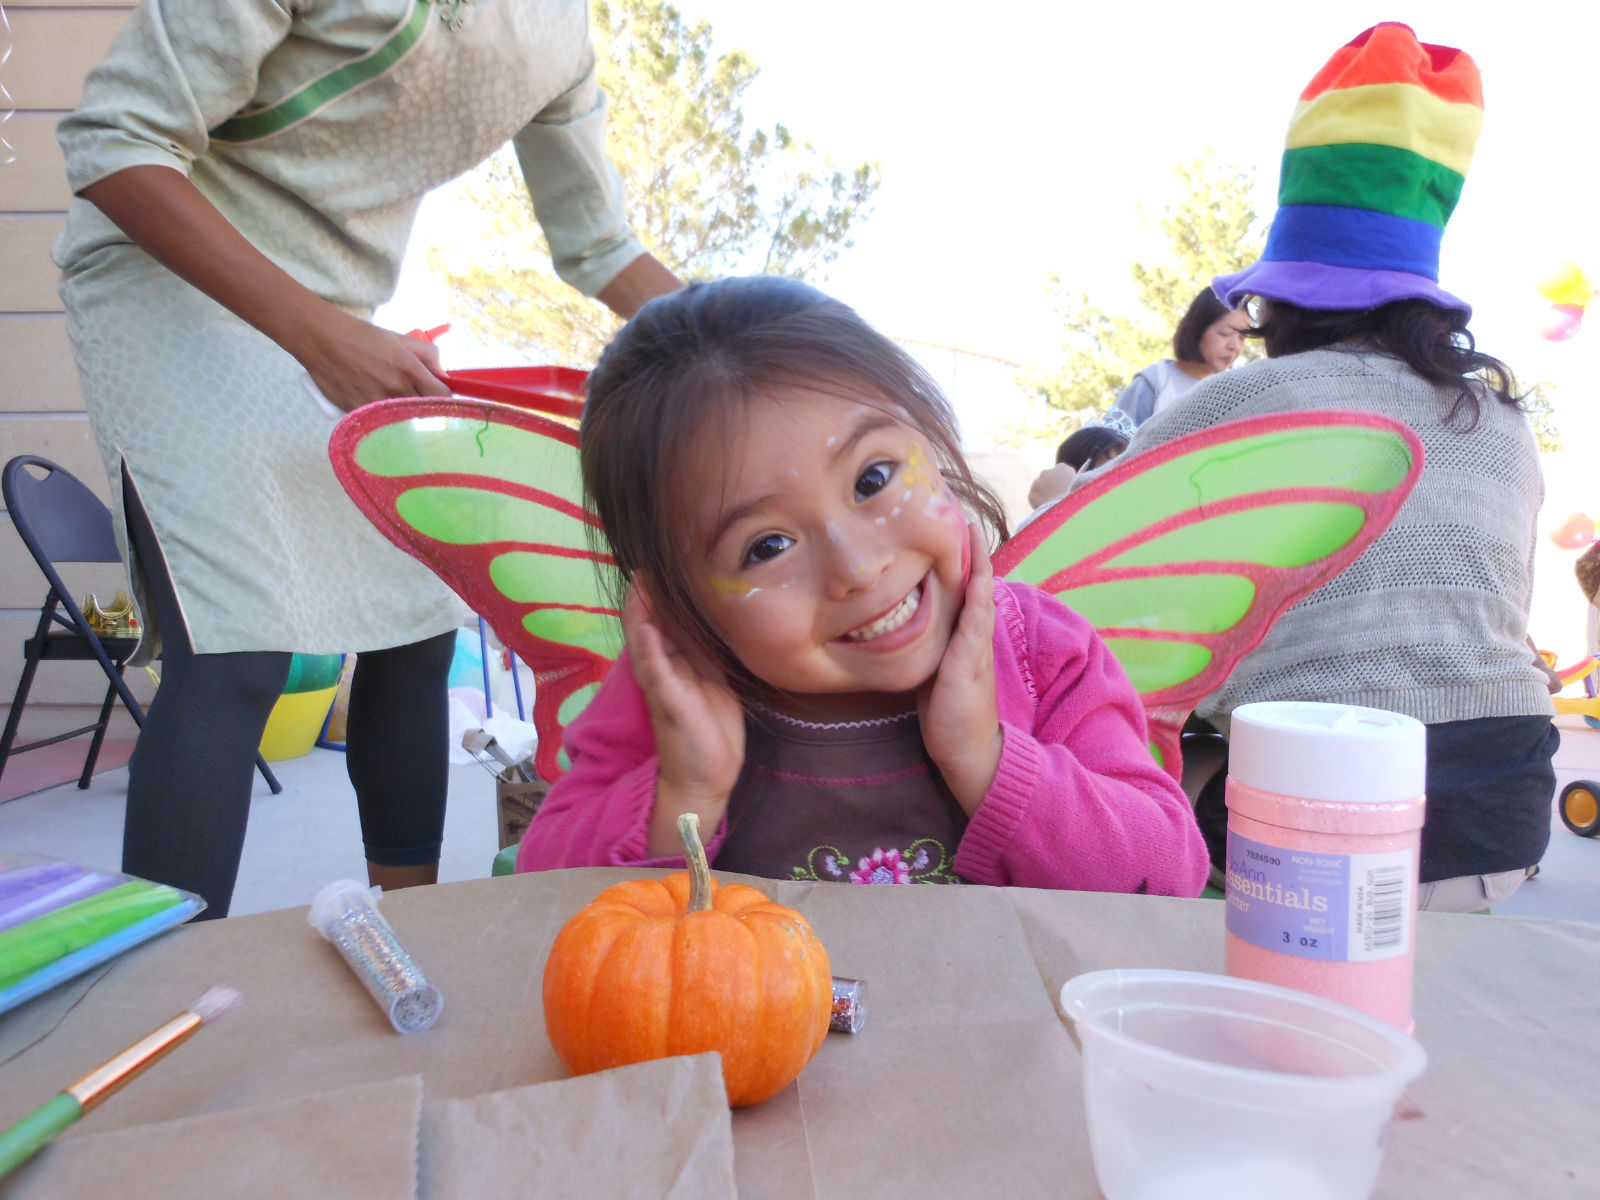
[
  {"x1": 495, "y1": 774, "x2": 549, "y2": 850},
  {"x1": 0, "y1": 1076, "x2": 423, "y2": 1200},
  {"x1": 419, "y1": 1052, "x2": 735, "y2": 1199}
]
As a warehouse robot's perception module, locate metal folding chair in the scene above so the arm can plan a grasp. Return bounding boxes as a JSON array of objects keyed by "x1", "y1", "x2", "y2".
[{"x1": 0, "y1": 456, "x2": 281, "y2": 793}]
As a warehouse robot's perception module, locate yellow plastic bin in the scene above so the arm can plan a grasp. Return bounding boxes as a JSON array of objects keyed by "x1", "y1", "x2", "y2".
[
  {"x1": 258, "y1": 653, "x2": 346, "y2": 761},
  {"x1": 259, "y1": 686, "x2": 339, "y2": 761}
]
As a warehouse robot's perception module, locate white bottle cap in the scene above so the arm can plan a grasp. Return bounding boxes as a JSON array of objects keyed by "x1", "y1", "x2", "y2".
[
  {"x1": 1228, "y1": 701, "x2": 1425, "y2": 804},
  {"x1": 308, "y1": 877, "x2": 387, "y2": 939}
]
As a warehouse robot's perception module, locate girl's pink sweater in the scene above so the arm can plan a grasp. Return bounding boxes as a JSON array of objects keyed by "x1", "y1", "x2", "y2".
[{"x1": 517, "y1": 580, "x2": 1209, "y2": 896}]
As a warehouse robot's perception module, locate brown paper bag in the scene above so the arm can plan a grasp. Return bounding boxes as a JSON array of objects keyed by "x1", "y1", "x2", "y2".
[
  {"x1": 0, "y1": 1076, "x2": 423, "y2": 1200},
  {"x1": 496, "y1": 774, "x2": 550, "y2": 850},
  {"x1": 419, "y1": 1052, "x2": 736, "y2": 1199}
]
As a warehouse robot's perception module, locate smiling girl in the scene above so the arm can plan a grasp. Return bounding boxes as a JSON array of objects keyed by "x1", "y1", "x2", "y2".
[{"x1": 516, "y1": 277, "x2": 1209, "y2": 893}]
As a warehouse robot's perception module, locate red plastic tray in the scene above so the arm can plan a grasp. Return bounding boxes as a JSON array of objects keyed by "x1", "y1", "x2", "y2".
[{"x1": 442, "y1": 366, "x2": 588, "y2": 421}]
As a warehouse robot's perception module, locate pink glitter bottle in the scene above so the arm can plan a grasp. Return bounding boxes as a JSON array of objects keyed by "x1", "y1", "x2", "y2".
[{"x1": 1222, "y1": 701, "x2": 1426, "y2": 1032}]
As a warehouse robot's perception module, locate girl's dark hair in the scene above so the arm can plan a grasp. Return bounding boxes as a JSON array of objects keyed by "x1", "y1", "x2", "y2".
[
  {"x1": 1172, "y1": 287, "x2": 1232, "y2": 363},
  {"x1": 580, "y1": 276, "x2": 1008, "y2": 698},
  {"x1": 1251, "y1": 298, "x2": 1522, "y2": 425},
  {"x1": 1055, "y1": 426, "x2": 1129, "y2": 471}
]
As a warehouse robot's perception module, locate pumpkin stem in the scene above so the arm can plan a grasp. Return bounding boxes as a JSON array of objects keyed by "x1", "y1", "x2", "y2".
[{"x1": 677, "y1": 813, "x2": 713, "y2": 913}]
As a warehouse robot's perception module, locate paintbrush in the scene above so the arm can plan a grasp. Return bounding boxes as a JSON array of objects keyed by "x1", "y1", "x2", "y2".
[{"x1": 0, "y1": 985, "x2": 241, "y2": 1177}]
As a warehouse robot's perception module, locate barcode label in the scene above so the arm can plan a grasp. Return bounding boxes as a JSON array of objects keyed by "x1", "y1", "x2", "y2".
[{"x1": 1347, "y1": 853, "x2": 1414, "y2": 963}]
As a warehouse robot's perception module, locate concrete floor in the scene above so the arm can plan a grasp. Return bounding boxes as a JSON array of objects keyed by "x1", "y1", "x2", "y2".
[
  {"x1": 1, "y1": 720, "x2": 1597, "y2": 921},
  {"x1": 0, "y1": 751, "x2": 504, "y2": 917}
]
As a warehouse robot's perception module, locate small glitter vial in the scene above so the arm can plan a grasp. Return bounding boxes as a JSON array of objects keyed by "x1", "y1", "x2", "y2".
[{"x1": 309, "y1": 879, "x2": 443, "y2": 1034}]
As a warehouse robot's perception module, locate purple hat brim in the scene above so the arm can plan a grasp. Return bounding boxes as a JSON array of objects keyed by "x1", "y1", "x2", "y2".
[{"x1": 1214, "y1": 260, "x2": 1470, "y2": 318}]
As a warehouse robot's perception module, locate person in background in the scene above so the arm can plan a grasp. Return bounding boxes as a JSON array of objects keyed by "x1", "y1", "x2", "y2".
[
  {"x1": 1024, "y1": 410, "x2": 1133, "y2": 517},
  {"x1": 53, "y1": 0, "x2": 681, "y2": 917},
  {"x1": 1112, "y1": 288, "x2": 1250, "y2": 428},
  {"x1": 1075, "y1": 23, "x2": 1555, "y2": 912}
]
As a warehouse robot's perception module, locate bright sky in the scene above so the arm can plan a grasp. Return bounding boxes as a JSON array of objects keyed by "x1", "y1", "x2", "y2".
[
  {"x1": 388, "y1": 1, "x2": 1600, "y2": 428},
  {"x1": 380, "y1": 1, "x2": 1600, "y2": 652}
]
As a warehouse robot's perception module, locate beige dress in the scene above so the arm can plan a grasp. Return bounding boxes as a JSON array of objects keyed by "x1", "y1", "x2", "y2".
[{"x1": 53, "y1": 0, "x2": 644, "y2": 660}]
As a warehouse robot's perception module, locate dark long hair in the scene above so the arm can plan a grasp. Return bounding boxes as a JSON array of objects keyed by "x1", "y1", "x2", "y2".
[
  {"x1": 580, "y1": 276, "x2": 1008, "y2": 698},
  {"x1": 1252, "y1": 299, "x2": 1522, "y2": 426},
  {"x1": 1173, "y1": 287, "x2": 1232, "y2": 363}
]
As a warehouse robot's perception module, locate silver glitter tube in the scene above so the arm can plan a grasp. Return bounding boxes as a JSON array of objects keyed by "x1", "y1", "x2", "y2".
[{"x1": 309, "y1": 879, "x2": 443, "y2": 1034}]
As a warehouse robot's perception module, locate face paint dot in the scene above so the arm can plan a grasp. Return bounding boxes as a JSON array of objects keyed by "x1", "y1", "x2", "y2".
[
  {"x1": 901, "y1": 440, "x2": 943, "y2": 496},
  {"x1": 875, "y1": 517, "x2": 886, "y2": 526},
  {"x1": 707, "y1": 575, "x2": 757, "y2": 599}
]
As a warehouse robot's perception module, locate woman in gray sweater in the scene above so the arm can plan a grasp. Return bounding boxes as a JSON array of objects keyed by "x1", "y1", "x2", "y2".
[{"x1": 1082, "y1": 24, "x2": 1556, "y2": 912}]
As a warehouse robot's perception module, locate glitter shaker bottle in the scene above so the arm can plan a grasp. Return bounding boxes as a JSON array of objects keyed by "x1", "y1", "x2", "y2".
[
  {"x1": 309, "y1": 878, "x2": 443, "y2": 1034},
  {"x1": 1222, "y1": 702, "x2": 1426, "y2": 1032}
]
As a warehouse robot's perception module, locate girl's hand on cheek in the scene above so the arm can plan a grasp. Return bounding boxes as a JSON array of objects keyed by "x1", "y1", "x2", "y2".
[
  {"x1": 918, "y1": 523, "x2": 1002, "y2": 815},
  {"x1": 624, "y1": 584, "x2": 746, "y2": 856}
]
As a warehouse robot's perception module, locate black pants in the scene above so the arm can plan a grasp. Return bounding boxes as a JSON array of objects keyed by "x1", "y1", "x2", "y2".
[
  {"x1": 121, "y1": 474, "x2": 455, "y2": 918},
  {"x1": 1192, "y1": 714, "x2": 1557, "y2": 884}
]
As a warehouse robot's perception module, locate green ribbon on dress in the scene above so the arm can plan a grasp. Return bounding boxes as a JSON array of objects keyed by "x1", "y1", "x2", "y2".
[{"x1": 210, "y1": 0, "x2": 433, "y2": 144}]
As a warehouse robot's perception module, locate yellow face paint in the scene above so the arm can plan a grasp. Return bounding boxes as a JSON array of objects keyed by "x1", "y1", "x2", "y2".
[
  {"x1": 902, "y1": 441, "x2": 937, "y2": 492},
  {"x1": 707, "y1": 575, "x2": 756, "y2": 599}
]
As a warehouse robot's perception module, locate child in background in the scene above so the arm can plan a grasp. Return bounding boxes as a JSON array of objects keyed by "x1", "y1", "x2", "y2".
[
  {"x1": 517, "y1": 277, "x2": 1208, "y2": 894},
  {"x1": 1056, "y1": 424, "x2": 1131, "y2": 472},
  {"x1": 1024, "y1": 412, "x2": 1133, "y2": 516}
]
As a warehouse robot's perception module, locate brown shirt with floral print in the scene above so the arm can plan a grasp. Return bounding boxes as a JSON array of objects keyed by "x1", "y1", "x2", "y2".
[{"x1": 714, "y1": 708, "x2": 968, "y2": 884}]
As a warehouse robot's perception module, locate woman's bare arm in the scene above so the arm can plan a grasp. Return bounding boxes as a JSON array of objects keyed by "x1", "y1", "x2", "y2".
[{"x1": 79, "y1": 165, "x2": 449, "y2": 411}]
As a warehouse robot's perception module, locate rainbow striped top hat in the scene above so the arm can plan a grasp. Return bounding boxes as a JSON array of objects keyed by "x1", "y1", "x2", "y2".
[{"x1": 1215, "y1": 23, "x2": 1482, "y2": 315}]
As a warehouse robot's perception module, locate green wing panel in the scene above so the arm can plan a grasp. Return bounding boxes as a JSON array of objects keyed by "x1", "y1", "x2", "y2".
[
  {"x1": 396, "y1": 487, "x2": 593, "y2": 550},
  {"x1": 1057, "y1": 575, "x2": 1257, "y2": 635},
  {"x1": 1107, "y1": 504, "x2": 1366, "y2": 570},
  {"x1": 354, "y1": 415, "x2": 584, "y2": 505},
  {"x1": 1101, "y1": 638, "x2": 1214, "y2": 693},
  {"x1": 1009, "y1": 425, "x2": 1412, "y2": 587}
]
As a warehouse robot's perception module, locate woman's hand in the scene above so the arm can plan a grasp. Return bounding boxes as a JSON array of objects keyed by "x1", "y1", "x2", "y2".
[
  {"x1": 625, "y1": 583, "x2": 746, "y2": 856},
  {"x1": 919, "y1": 523, "x2": 1003, "y2": 814},
  {"x1": 294, "y1": 312, "x2": 450, "y2": 412},
  {"x1": 79, "y1": 167, "x2": 449, "y2": 411}
]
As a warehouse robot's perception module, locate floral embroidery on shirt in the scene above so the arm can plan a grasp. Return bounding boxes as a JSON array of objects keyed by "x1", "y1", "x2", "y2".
[
  {"x1": 790, "y1": 839, "x2": 962, "y2": 884},
  {"x1": 852, "y1": 847, "x2": 910, "y2": 884}
]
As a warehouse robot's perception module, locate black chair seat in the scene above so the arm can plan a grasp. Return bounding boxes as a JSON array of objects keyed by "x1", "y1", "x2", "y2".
[{"x1": 24, "y1": 631, "x2": 141, "y2": 663}]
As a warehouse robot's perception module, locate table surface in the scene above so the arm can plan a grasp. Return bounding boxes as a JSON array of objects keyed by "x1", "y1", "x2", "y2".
[{"x1": 0, "y1": 869, "x2": 1595, "y2": 1198}]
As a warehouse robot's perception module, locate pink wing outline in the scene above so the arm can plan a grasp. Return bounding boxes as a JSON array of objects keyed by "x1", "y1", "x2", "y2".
[
  {"x1": 994, "y1": 410, "x2": 1425, "y2": 775},
  {"x1": 331, "y1": 396, "x2": 615, "y2": 782}
]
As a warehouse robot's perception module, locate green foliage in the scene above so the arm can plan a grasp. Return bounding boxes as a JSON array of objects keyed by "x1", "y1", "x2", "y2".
[
  {"x1": 1018, "y1": 152, "x2": 1266, "y2": 443},
  {"x1": 1520, "y1": 382, "x2": 1564, "y2": 453},
  {"x1": 428, "y1": 0, "x2": 880, "y2": 366}
]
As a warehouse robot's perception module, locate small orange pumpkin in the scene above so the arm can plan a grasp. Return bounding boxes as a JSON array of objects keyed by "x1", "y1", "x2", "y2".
[{"x1": 543, "y1": 814, "x2": 833, "y2": 1106}]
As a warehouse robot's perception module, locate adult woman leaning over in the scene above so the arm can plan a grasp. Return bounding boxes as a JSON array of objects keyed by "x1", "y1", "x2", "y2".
[
  {"x1": 1111, "y1": 287, "x2": 1250, "y2": 429},
  {"x1": 1078, "y1": 23, "x2": 1556, "y2": 912},
  {"x1": 54, "y1": 0, "x2": 680, "y2": 917}
]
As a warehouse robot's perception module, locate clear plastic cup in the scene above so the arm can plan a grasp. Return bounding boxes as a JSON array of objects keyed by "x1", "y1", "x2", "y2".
[{"x1": 1058, "y1": 969, "x2": 1425, "y2": 1200}]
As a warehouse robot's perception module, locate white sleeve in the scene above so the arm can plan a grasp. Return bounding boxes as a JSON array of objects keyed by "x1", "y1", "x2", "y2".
[{"x1": 511, "y1": 51, "x2": 647, "y2": 297}]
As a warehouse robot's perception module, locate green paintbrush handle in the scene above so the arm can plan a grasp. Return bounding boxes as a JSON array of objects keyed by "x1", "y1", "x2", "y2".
[{"x1": 0, "y1": 1092, "x2": 82, "y2": 1177}]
